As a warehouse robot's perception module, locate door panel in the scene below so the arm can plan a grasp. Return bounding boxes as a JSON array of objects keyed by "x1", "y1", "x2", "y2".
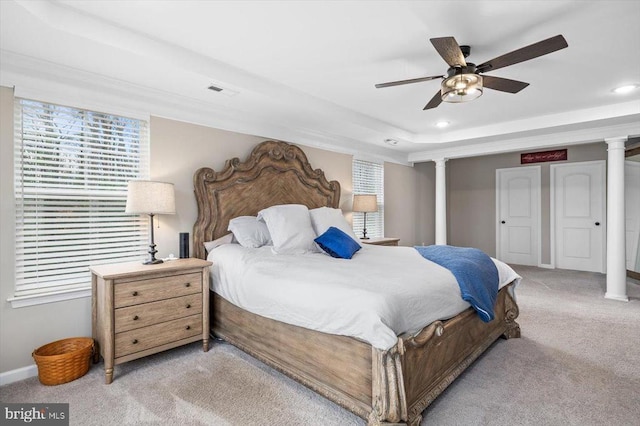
[
  {"x1": 563, "y1": 228, "x2": 591, "y2": 258},
  {"x1": 553, "y1": 161, "x2": 605, "y2": 273},
  {"x1": 508, "y1": 178, "x2": 531, "y2": 216},
  {"x1": 509, "y1": 227, "x2": 532, "y2": 254},
  {"x1": 497, "y1": 167, "x2": 540, "y2": 266},
  {"x1": 563, "y1": 174, "x2": 591, "y2": 217}
]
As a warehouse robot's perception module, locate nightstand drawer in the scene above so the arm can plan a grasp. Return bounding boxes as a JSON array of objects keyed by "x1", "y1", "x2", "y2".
[
  {"x1": 114, "y1": 272, "x2": 202, "y2": 308},
  {"x1": 115, "y1": 314, "x2": 202, "y2": 358},
  {"x1": 115, "y1": 293, "x2": 203, "y2": 333}
]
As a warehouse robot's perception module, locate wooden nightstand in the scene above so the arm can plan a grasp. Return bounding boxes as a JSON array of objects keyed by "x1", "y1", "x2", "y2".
[
  {"x1": 360, "y1": 237, "x2": 400, "y2": 246},
  {"x1": 91, "y1": 258, "x2": 212, "y2": 384}
]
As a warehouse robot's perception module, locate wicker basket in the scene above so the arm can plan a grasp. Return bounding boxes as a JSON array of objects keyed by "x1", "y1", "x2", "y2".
[{"x1": 33, "y1": 337, "x2": 94, "y2": 385}]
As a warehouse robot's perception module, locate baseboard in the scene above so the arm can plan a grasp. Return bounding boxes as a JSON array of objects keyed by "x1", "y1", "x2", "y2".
[
  {"x1": 0, "y1": 364, "x2": 38, "y2": 386},
  {"x1": 538, "y1": 263, "x2": 554, "y2": 269}
]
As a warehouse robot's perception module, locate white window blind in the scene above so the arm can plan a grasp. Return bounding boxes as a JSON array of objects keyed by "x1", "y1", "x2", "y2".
[
  {"x1": 13, "y1": 99, "x2": 150, "y2": 301},
  {"x1": 352, "y1": 159, "x2": 384, "y2": 238}
]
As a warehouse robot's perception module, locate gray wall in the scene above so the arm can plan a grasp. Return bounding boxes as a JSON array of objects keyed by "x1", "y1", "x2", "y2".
[
  {"x1": 447, "y1": 143, "x2": 607, "y2": 261},
  {"x1": 385, "y1": 161, "x2": 436, "y2": 247},
  {"x1": 0, "y1": 87, "x2": 423, "y2": 374}
]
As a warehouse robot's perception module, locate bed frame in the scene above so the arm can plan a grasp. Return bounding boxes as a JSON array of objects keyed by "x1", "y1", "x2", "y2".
[{"x1": 193, "y1": 140, "x2": 520, "y2": 425}]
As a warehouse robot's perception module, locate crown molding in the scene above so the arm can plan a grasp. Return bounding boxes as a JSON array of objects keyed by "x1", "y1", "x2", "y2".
[{"x1": 408, "y1": 120, "x2": 640, "y2": 162}]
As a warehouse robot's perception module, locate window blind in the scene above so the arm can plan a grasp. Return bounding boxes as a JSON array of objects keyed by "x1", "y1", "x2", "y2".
[
  {"x1": 14, "y1": 99, "x2": 150, "y2": 299},
  {"x1": 352, "y1": 159, "x2": 384, "y2": 238}
]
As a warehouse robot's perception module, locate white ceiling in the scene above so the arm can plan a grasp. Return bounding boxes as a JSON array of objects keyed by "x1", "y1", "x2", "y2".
[{"x1": 1, "y1": 0, "x2": 639, "y2": 164}]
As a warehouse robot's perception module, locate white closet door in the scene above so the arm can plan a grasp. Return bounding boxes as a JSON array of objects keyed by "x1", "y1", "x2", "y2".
[
  {"x1": 497, "y1": 166, "x2": 540, "y2": 266},
  {"x1": 552, "y1": 161, "x2": 606, "y2": 273}
]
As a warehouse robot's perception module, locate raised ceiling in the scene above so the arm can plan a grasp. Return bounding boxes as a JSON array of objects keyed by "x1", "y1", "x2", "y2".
[{"x1": 1, "y1": 0, "x2": 639, "y2": 164}]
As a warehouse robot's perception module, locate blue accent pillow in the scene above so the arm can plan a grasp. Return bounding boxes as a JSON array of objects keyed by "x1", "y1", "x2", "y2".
[{"x1": 314, "y1": 226, "x2": 362, "y2": 259}]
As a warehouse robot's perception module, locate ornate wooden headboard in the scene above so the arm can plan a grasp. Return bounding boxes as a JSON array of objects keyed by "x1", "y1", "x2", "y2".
[{"x1": 193, "y1": 140, "x2": 341, "y2": 259}]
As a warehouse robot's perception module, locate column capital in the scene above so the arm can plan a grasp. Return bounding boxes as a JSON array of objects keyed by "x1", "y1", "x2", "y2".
[
  {"x1": 604, "y1": 136, "x2": 628, "y2": 147},
  {"x1": 434, "y1": 158, "x2": 448, "y2": 167}
]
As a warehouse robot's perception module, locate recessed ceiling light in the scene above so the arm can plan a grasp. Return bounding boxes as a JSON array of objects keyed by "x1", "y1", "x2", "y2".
[
  {"x1": 436, "y1": 121, "x2": 450, "y2": 128},
  {"x1": 613, "y1": 84, "x2": 639, "y2": 94},
  {"x1": 384, "y1": 138, "x2": 398, "y2": 146}
]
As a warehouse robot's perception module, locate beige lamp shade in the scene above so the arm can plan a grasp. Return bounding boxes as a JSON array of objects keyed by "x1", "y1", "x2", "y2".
[
  {"x1": 125, "y1": 180, "x2": 176, "y2": 215},
  {"x1": 353, "y1": 194, "x2": 378, "y2": 213}
]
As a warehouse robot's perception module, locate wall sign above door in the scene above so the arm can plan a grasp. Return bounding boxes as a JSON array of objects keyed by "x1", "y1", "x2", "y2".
[{"x1": 521, "y1": 149, "x2": 567, "y2": 164}]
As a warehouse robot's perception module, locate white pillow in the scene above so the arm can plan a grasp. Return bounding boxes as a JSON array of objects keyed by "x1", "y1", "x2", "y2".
[
  {"x1": 228, "y1": 216, "x2": 272, "y2": 248},
  {"x1": 310, "y1": 207, "x2": 360, "y2": 242},
  {"x1": 204, "y1": 233, "x2": 234, "y2": 253},
  {"x1": 257, "y1": 204, "x2": 318, "y2": 254}
]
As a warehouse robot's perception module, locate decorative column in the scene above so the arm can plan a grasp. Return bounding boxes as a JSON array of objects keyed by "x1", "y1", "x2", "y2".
[
  {"x1": 434, "y1": 159, "x2": 447, "y2": 245},
  {"x1": 605, "y1": 137, "x2": 628, "y2": 301}
]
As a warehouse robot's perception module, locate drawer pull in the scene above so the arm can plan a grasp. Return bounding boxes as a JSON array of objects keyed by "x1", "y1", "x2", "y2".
[
  {"x1": 132, "y1": 291, "x2": 138, "y2": 296},
  {"x1": 133, "y1": 315, "x2": 139, "y2": 321},
  {"x1": 185, "y1": 283, "x2": 191, "y2": 288},
  {"x1": 186, "y1": 325, "x2": 191, "y2": 330},
  {"x1": 132, "y1": 339, "x2": 138, "y2": 344},
  {"x1": 186, "y1": 304, "x2": 191, "y2": 309}
]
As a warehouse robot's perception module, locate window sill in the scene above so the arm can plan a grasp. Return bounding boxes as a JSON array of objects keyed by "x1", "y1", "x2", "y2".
[{"x1": 7, "y1": 287, "x2": 91, "y2": 308}]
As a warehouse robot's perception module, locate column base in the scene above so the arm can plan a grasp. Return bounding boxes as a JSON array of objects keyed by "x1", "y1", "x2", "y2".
[{"x1": 604, "y1": 292, "x2": 629, "y2": 302}]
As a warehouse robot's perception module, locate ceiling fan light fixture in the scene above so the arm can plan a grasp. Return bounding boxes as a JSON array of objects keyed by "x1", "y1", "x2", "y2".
[{"x1": 441, "y1": 72, "x2": 483, "y2": 103}]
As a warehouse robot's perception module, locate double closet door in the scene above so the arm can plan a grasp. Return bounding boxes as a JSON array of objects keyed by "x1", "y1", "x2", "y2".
[{"x1": 497, "y1": 161, "x2": 605, "y2": 273}]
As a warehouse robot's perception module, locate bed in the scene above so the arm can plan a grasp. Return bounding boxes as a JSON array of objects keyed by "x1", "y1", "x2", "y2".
[{"x1": 193, "y1": 140, "x2": 521, "y2": 425}]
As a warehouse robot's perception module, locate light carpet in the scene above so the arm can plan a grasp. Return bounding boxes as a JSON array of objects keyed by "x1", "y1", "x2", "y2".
[{"x1": 1, "y1": 266, "x2": 639, "y2": 425}]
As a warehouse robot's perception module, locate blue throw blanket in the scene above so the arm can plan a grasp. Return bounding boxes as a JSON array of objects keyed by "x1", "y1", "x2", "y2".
[{"x1": 415, "y1": 245, "x2": 498, "y2": 322}]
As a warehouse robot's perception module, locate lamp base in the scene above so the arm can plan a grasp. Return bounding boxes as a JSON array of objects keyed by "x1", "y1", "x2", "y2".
[
  {"x1": 143, "y1": 233, "x2": 162, "y2": 265},
  {"x1": 361, "y1": 237, "x2": 370, "y2": 240},
  {"x1": 361, "y1": 213, "x2": 370, "y2": 240}
]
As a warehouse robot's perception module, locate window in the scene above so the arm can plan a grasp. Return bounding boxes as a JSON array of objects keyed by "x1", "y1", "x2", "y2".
[
  {"x1": 352, "y1": 159, "x2": 384, "y2": 238},
  {"x1": 12, "y1": 99, "x2": 149, "y2": 307}
]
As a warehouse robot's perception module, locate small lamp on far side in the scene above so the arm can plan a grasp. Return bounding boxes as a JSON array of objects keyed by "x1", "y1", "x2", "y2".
[
  {"x1": 125, "y1": 180, "x2": 176, "y2": 264},
  {"x1": 353, "y1": 194, "x2": 378, "y2": 240}
]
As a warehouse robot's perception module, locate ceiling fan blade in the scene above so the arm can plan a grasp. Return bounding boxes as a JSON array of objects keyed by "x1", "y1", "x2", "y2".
[
  {"x1": 423, "y1": 90, "x2": 442, "y2": 110},
  {"x1": 476, "y1": 35, "x2": 568, "y2": 73},
  {"x1": 375, "y1": 75, "x2": 443, "y2": 89},
  {"x1": 430, "y1": 37, "x2": 467, "y2": 67},
  {"x1": 482, "y1": 75, "x2": 530, "y2": 93}
]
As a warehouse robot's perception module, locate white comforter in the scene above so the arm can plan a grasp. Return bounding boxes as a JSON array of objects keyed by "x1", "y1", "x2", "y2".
[{"x1": 208, "y1": 244, "x2": 520, "y2": 350}]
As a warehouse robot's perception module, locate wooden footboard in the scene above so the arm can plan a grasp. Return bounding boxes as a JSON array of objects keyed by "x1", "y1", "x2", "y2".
[
  {"x1": 394, "y1": 283, "x2": 520, "y2": 425},
  {"x1": 210, "y1": 284, "x2": 519, "y2": 425}
]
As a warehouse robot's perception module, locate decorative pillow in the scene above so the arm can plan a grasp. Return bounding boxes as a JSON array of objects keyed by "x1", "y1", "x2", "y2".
[
  {"x1": 309, "y1": 206, "x2": 360, "y2": 241},
  {"x1": 227, "y1": 216, "x2": 272, "y2": 248},
  {"x1": 203, "y1": 233, "x2": 234, "y2": 253},
  {"x1": 314, "y1": 227, "x2": 361, "y2": 259},
  {"x1": 257, "y1": 204, "x2": 318, "y2": 254}
]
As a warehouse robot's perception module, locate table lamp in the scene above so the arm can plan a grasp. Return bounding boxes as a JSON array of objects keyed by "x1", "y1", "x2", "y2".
[
  {"x1": 353, "y1": 194, "x2": 378, "y2": 239},
  {"x1": 125, "y1": 180, "x2": 176, "y2": 264}
]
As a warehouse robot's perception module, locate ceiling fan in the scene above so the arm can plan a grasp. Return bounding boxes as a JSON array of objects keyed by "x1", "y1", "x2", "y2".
[{"x1": 375, "y1": 35, "x2": 568, "y2": 110}]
